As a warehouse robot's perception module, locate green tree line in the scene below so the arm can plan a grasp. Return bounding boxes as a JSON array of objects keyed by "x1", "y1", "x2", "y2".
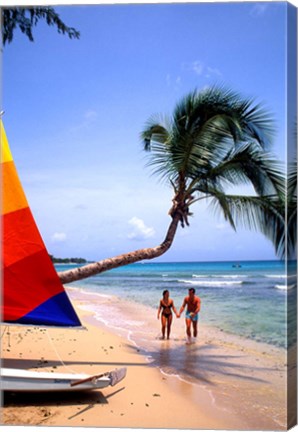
[{"x1": 49, "y1": 255, "x2": 87, "y2": 264}]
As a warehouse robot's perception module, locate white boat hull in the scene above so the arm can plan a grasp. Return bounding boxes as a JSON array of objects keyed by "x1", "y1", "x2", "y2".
[{"x1": 1, "y1": 367, "x2": 126, "y2": 392}]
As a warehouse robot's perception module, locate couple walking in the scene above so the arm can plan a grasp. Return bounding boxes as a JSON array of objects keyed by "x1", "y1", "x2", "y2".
[{"x1": 157, "y1": 288, "x2": 201, "y2": 342}]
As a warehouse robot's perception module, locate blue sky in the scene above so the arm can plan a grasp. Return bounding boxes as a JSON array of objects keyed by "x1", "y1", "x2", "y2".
[{"x1": 2, "y1": 1, "x2": 293, "y2": 262}]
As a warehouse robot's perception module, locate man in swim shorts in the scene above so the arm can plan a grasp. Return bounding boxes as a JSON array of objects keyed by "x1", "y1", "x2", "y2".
[{"x1": 178, "y1": 288, "x2": 201, "y2": 343}]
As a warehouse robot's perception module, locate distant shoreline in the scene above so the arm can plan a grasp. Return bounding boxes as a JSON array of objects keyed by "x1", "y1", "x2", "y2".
[{"x1": 55, "y1": 258, "x2": 284, "y2": 265}]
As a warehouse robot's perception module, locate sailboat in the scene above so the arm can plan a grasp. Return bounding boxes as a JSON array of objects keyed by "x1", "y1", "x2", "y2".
[{"x1": 1, "y1": 121, "x2": 126, "y2": 392}]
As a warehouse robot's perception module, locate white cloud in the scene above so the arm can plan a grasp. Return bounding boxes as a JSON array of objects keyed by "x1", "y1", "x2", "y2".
[
  {"x1": 51, "y1": 232, "x2": 67, "y2": 242},
  {"x1": 183, "y1": 61, "x2": 222, "y2": 79},
  {"x1": 182, "y1": 60, "x2": 203, "y2": 76},
  {"x1": 250, "y1": 4, "x2": 268, "y2": 17},
  {"x1": 74, "y1": 203, "x2": 88, "y2": 210},
  {"x1": 69, "y1": 109, "x2": 98, "y2": 133},
  {"x1": 216, "y1": 223, "x2": 227, "y2": 230},
  {"x1": 84, "y1": 110, "x2": 98, "y2": 122},
  {"x1": 206, "y1": 66, "x2": 222, "y2": 78},
  {"x1": 127, "y1": 217, "x2": 155, "y2": 241},
  {"x1": 192, "y1": 61, "x2": 204, "y2": 76},
  {"x1": 166, "y1": 73, "x2": 182, "y2": 90}
]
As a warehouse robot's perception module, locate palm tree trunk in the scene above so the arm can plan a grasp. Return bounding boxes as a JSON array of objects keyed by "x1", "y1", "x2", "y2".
[{"x1": 58, "y1": 213, "x2": 181, "y2": 284}]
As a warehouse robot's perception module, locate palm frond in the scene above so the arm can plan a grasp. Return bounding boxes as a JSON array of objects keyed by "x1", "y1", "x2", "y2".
[
  {"x1": 198, "y1": 186, "x2": 237, "y2": 230},
  {"x1": 142, "y1": 87, "x2": 275, "y2": 185},
  {"x1": 203, "y1": 142, "x2": 285, "y2": 197},
  {"x1": 238, "y1": 101, "x2": 275, "y2": 148},
  {"x1": 141, "y1": 114, "x2": 171, "y2": 151},
  {"x1": 184, "y1": 86, "x2": 274, "y2": 148},
  {"x1": 287, "y1": 160, "x2": 297, "y2": 258},
  {"x1": 209, "y1": 194, "x2": 285, "y2": 258},
  {"x1": 287, "y1": 160, "x2": 297, "y2": 197},
  {"x1": 140, "y1": 86, "x2": 284, "y2": 258}
]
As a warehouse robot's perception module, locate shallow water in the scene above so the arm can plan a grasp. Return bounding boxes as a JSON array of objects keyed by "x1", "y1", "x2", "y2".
[{"x1": 59, "y1": 259, "x2": 297, "y2": 348}]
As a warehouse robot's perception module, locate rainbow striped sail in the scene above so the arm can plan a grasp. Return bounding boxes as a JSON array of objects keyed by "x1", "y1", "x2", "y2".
[{"x1": 1, "y1": 122, "x2": 81, "y2": 327}]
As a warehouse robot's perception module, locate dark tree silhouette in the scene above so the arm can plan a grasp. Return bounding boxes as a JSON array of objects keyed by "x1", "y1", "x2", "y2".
[{"x1": 2, "y1": 7, "x2": 80, "y2": 45}]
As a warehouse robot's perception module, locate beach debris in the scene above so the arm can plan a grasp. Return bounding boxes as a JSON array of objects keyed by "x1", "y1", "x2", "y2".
[
  {"x1": 153, "y1": 393, "x2": 161, "y2": 397},
  {"x1": 36, "y1": 408, "x2": 55, "y2": 425},
  {"x1": 41, "y1": 408, "x2": 51, "y2": 418}
]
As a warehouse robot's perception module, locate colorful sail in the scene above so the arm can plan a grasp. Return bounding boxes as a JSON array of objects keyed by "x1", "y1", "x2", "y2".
[{"x1": 1, "y1": 122, "x2": 81, "y2": 327}]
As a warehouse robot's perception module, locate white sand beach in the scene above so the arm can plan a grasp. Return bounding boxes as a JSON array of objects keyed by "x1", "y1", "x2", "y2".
[{"x1": 1, "y1": 286, "x2": 288, "y2": 430}]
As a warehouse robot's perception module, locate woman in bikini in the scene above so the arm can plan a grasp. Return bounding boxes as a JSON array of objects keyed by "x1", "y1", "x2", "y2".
[{"x1": 157, "y1": 290, "x2": 178, "y2": 340}]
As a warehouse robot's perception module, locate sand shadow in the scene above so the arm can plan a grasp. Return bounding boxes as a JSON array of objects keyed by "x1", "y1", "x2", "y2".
[
  {"x1": 3, "y1": 384, "x2": 126, "y2": 408},
  {"x1": 129, "y1": 341, "x2": 275, "y2": 386}
]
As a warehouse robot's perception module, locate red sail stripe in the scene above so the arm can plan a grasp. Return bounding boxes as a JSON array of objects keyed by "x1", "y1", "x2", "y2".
[
  {"x1": 3, "y1": 207, "x2": 45, "y2": 267},
  {"x1": 3, "y1": 249, "x2": 65, "y2": 321}
]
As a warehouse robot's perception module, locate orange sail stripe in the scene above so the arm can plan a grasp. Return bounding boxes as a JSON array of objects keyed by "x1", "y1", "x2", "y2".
[{"x1": 2, "y1": 160, "x2": 28, "y2": 215}]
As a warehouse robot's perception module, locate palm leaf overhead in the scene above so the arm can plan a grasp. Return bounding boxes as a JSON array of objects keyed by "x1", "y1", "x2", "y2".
[
  {"x1": 58, "y1": 86, "x2": 286, "y2": 285},
  {"x1": 198, "y1": 142, "x2": 285, "y2": 197},
  {"x1": 209, "y1": 194, "x2": 285, "y2": 258},
  {"x1": 142, "y1": 87, "x2": 275, "y2": 183},
  {"x1": 142, "y1": 86, "x2": 285, "y2": 256}
]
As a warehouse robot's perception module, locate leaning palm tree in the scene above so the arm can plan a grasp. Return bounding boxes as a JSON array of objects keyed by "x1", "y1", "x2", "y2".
[{"x1": 58, "y1": 86, "x2": 285, "y2": 284}]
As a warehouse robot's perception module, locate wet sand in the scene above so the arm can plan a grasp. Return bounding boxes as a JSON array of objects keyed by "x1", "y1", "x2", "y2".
[{"x1": 1, "y1": 286, "x2": 288, "y2": 430}]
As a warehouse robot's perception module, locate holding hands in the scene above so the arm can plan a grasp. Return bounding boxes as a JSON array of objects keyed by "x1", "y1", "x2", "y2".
[{"x1": 157, "y1": 288, "x2": 201, "y2": 342}]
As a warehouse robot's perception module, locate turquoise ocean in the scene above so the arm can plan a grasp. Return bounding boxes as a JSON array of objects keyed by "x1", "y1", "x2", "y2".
[{"x1": 57, "y1": 260, "x2": 296, "y2": 349}]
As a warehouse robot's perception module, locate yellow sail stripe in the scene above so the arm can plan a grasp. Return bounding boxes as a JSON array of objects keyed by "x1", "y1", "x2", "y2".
[
  {"x1": 1, "y1": 121, "x2": 13, "y2": 163},
  {"x1": 1, "y1": 121, "x2": 29, "y2": 215}
]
